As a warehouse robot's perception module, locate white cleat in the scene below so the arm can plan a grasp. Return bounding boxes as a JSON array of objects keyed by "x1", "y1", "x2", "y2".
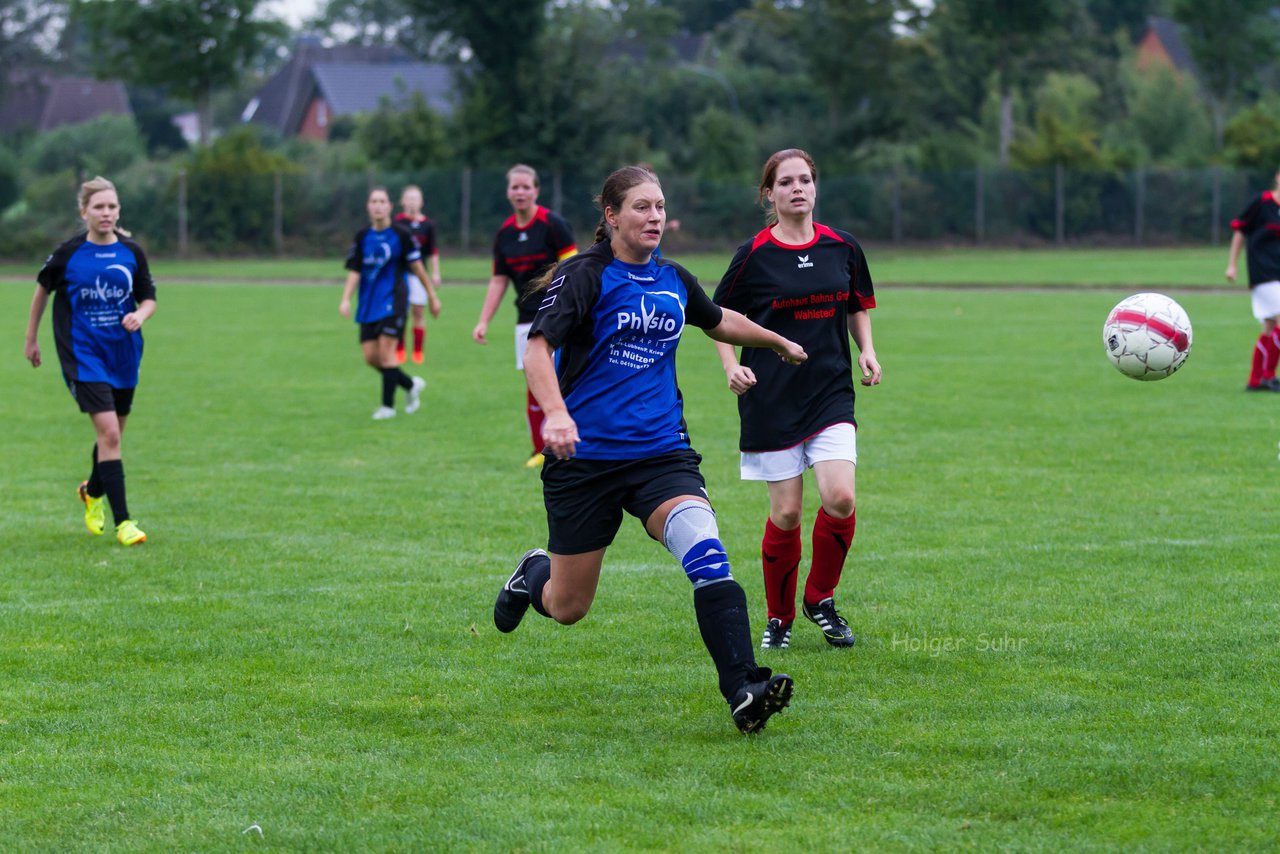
[
  {"x1": 372, "y1": 406, "x2": 396, "y2": 420},
  {"x1": 404, "y1": 376, "x2": 426, "y2": 414}
]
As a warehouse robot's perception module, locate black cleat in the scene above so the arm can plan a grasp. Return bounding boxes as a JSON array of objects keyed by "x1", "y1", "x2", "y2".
[
  {"x1": 760, "y1": 618, "x2": 792, "y2": 650},
  {"x1": 493, "y1": 548, "x2": 546, "y2": 633},
  {"x1": 730, "y1": 668, "x2": 794, "y2": 734},
  {"x1": 1245, "y1": 379, "x2": 1280, "y2": 391},
  {"x1": 802, "y1": 597, "x2": 856, "y2": 647}
]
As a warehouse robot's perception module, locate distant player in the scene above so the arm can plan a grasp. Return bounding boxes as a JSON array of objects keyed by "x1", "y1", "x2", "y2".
[
  {"x1": 339, "y1": 187, "x2": 440, "y2": 420},
  {"x1": 713, "y1": 148, "x2": 881, "y2": 651},
  {"x1": 23, "y1": 175, "x2": 156, "y2": 546},
  {"x1": 394, "y1": 184, "x2": 442, "y2": 365},
  {"x1": 1226, "y1": 168, "x2": 1280, "y2": 392},
  {"x1": 471, "y1": 164, "x2": 577, "y2": 467},
  {"x1": 492, "y1": 166, "x2": 808, "y2": 733}
]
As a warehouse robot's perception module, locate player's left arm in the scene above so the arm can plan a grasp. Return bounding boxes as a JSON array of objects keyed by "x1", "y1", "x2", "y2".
[
  {"x1": 848, "y1": 310, "x2": 881, "y2": 386},
  {"x1": 409, "y1": 258, "x2": 442, "y2": 318}
]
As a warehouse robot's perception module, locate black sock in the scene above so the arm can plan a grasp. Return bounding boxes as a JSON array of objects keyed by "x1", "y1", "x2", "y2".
[
  {"x1": 393, "y1": 367, "x2": 413, "y2": 389},
  {"x1": 526, "y1": 553, "x2": 552, "y2": 618},
  {"x1": 87, "y1": 445, "x2": 104, "y2": 498},
  {"x1": 693, "y1": 580, "x2": 758, "y2": 702},
  {"x1": 380, "y1": 368, "x2": 398, "y2": 407},
  {"x1": 97, "y1": 459, "x2": 130, "y2": 526}
]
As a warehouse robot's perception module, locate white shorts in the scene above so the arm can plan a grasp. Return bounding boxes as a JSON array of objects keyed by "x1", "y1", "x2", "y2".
[
  {"x1": 407, "y1": 275, "x2": 427, "y2": 307},
  {"x1": 740, "y1": 422, "x2": 857, "y2": 482},
  {"x1": 515, "y1": 322, "x2": 532, "y2": 370},
  {"x1": 1251, "y1": 281, "x2": 1280, "y2": 322}
]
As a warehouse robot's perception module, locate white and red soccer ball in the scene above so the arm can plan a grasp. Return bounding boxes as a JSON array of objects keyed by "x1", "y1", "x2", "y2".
[{"x1": 1102, "y1": 293, "x2": 1193, "y2": 381}]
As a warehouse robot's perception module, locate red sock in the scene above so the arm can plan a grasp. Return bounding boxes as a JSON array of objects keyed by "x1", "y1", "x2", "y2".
[
  {"x1": 1263, "y1": 329, "x2": 1280, "y2": 381},
  {"x1": 413, "y1": 326, "x2": 425, "y2": 356},
  {"x1": 804, "y1": 507, "x2": 856, "y2": 605},
  {"x1": 527, "y1": 389, "x2": 545, "y2": 453},
  {"x1": 1249, "y1": 334, "x2": 1268, "y2": 387},
  {"x1": 762, "y1": 518, "x2": 802, "y2": 623}
]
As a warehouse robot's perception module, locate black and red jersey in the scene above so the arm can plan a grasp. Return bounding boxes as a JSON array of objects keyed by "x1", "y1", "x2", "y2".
[
  {"x1": 394, "y1": 212, "x2": 438, "y2": 258},
  {"x1": 713, "y1": 223, "x2": 875, "y2": 453},
  {"x1": 493, "y1": 205, "x2": 576, "y2": 323},
  {"x1": 1231, "y1": 192, "x2": 1280, "y2": 287}
]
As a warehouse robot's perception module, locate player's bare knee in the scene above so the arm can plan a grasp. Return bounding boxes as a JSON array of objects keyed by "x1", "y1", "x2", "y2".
[
  {"x1": 822, "y1": 493, "x2": 855, "y2": 519},
  {"x1": 771, "y1": 508, "x2": 802, "y2": 530}
]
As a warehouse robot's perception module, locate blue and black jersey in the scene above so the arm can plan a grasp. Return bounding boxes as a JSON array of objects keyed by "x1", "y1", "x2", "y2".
[
  {"x1": 344, "y1": 225, "x2": 421, "y2": 323},
  {"x1": 528, "y1": 241, "x2": 723, "y2": 460},
  {"x1": 38, "y1": 233, "x2": 156, "y2": 388}
]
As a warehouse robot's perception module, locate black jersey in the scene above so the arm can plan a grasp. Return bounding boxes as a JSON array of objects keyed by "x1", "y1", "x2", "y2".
[
  {"x1": 38, "y1": 233, "x2": 156, "y2": 387},
  {"x1": 1231, "y1": 191, "x2": 1280, "y2": 287},
  {"x1": 714, "y1": 223, "x2": 875, "y2": 453},
  {"x1": 493, "y1": 205, "x2": 577, "y2": 323},
  {"x1": 394, "y1": 212, "x2": 438, "y2": 257}
]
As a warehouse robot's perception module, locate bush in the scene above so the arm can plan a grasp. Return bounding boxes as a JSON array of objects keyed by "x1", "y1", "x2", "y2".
[{"x1": 25, "y1": 115, "x2": 146, "y2": 179}]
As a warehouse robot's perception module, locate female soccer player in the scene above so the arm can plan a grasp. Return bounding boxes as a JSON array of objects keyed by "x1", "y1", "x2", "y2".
[
  {"x1": 23, "y1": 176, "x2": 155, "y2": 546},
  {"x1": 340, "y1": 186, "x2": 440, "y2": 420},
  {"x1": 712, "y1": 148, "x2": 882, "y2": 651},
  {"x1": 394, "y1": 184, "x2": 443, "y2": 365},
  {"x1": 471, "y1": 164, "x2": 577, "y2": 467},
  {"x1": 492, "y1": 166, "x2": 807, "y2": 734},
  {"x1": 1226, "y1": 168, "x2": 1280, "y2": 392}
]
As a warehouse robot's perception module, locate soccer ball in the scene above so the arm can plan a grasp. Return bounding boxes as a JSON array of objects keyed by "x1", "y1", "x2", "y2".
[{"x1": 1102, "y1": 293, "x2": 1193, "y2": 381}]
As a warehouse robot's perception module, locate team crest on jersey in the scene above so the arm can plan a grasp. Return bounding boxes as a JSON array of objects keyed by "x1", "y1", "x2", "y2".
[
  {"x1": 797, "y1": 254, "x2": 814, "y2": 269},
  {"x1": 615, "y1": 292, "x2": 685, "y2": 342},
  {"x1": 518, "y1": 232, "x2": 528, "y2": 242}
]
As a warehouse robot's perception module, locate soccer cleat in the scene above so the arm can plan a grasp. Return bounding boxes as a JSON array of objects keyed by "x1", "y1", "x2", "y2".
[
  {"x1": 404, "y1": 376, "x2": 427, "y2": 414},
  {"x1": 372, "y1": 406, "x2": 396, "y2": 420},
  {"x1": 411, "y1": 350, "x2": 424, "y2": 364},
  {"x1": 760, "y1": 618, "x2": 792, "y2": 650},
  {"x1": 494, "y1": 548, "x2": 546, "y2": 633},
  {"x1": 1246, "y1": 379, "x2": 1280, "y2": 392},
  {"x1": 802, "y1": 597, "x2": 856, "y2": 647},
  {"x1": 78, "y1": 481, "x2": 105, "y2": 536},
  {"x1": 730, "y1": 668, "x2": 793, "y2": 734},
  {"x1": 115, "y1": 519, "x2": 146, "y2": 546},
  {"x1": 524, "y1": 452, "x2": 545, "y2": 469},
  {"x1": 395, "y1": 342, "x2": 407, "y2": 363}
]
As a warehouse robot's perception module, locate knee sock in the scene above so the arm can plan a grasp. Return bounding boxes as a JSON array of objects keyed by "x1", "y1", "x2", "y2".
[
  {"x1": 87, "y1": 445, "x2": 104, "y2": 498},
  {"x1": 97, "y1": 459, "x2": 129, "y2": 526},
  {"x1": 762, "y1": 518, "x2": 801, "y2": 624},
  {"x1": 380, "y1": 367, "x2": 413, "y2": 406},
  {"x1": 1263, "y1": 330, "x2": 1280, "y2": 381},
  {"x1": 1250, "y1": 334, "x2": 1271, "y2": 386},
  {"x1": 525, "y1": 552, "x2": 552, "y2": 618},
  {"x1": 693, "y1": 580, "x2": 759, "y2": 702},
  {"x1": 413, "y1": 327, "x2": 425, "y2": 355},
  {"x1": 526, "y1": 389, "x2": 545, "y2": 453},
  {"x1": 804, "y1": 506, "x2": 856, "y2": 605}
]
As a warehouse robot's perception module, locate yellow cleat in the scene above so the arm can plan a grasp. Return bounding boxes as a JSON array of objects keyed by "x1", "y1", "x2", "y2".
[
  {"x1": 78, "y1": 481, "x2": 105, "y2": 535},
  {"x1": 115, "y1": 519, "x2": 147, "y2": 546},
  {"x1": 524, "y1": 452, "x2": 545, "y2": 469}
]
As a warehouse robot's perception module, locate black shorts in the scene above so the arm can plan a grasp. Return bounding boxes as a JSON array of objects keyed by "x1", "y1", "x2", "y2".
[
  {"x1": 359, "y1": 315, "x2": 405, "y2": 342},
  {"x1": 66, "y1": 379, "x2": 136, "y2": 415},
  {"x1": 540, "y1": 448, "x2": 708, "y2": 554}
]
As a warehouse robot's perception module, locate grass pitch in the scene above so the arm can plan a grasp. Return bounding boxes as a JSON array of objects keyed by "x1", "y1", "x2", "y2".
[{"x1": 2, "y1": 266, "x2": 1278, "y2": 851}]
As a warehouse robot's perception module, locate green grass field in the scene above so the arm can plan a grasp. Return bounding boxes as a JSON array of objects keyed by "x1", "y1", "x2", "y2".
[{"x1": 2, "y1": 258, "x2": 1278, "y2": 851}]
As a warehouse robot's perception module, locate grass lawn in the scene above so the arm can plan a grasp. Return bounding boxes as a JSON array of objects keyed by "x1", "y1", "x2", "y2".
[{"x1": 2, "y1": 273, "x2": 1277, "y2": 851}]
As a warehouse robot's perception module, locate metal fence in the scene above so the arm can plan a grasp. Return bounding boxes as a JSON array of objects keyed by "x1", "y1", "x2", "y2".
[{"x1": 9, "y1": 165, "x2": 1267, "y2": 258}]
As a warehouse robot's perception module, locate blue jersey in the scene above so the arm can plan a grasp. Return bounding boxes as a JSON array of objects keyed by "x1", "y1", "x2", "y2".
[
  {"x1": 528, "y1": 241, "x2": 724, "y2": 460},
  {"x1": 344, "y1": 225, "x2": 421, "y2": 323},
  {"x1": 38, "y1": 234, "x2": 156, "y2": 387}
]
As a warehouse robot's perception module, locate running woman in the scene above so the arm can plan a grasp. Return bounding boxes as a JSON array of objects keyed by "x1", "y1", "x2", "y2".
[
  {"x1": 492, "y1": 166, "x2": 808, "y2": 733},
  {"x1": 471, "y1": 164, "x2": 577, "y2": 467},
  {"x1": 712, "y1": 148, "x2": 882, "y2": 651},
  {"x1": 23, "y1": 175, "x2": 156, "y2": 546},
  {"x1": 1226, "y1": 167, "x2": 1280, "y2": 392},
  {"x1": 394, "y1": 184, "x2": 442, "y2": 365},
  {"x1": 339, "y1": 186, "x2": 440, "y2": 420}
]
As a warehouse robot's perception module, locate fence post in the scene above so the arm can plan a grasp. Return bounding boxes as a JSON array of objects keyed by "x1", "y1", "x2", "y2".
[
  {"x1": 177, "y1": 169, "x2": 188, "y2": 257},
  {"x1": 460, "y1": 166, "x2": 472, "y2": 253},
  {"x1": 1055, "y1": 163, "x2": 1065, "y2": 245},
  {"x1": 1211, "y1": 166, "x2": 1221, "y2": 246},
  {"x1": 891, "y1": 169, "x2": 902, "y2": 244},
  {"x1": 974, "y1": 166, "x2": 985, "y2": 244},
  {"x1": 1134, "y1": 166, "x2": 1145, "y2": 246},
  {"x1": 273, "y1": 171, "x2": 284, "y2": 255},
  {"x1": 552, "y1": 168, "x2": 564, "y2": 215}
]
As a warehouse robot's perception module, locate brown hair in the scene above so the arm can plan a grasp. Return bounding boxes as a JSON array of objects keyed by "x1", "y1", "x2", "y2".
[
  {"x1": 506, "y1": 164, "x2": 539, "y2": 187},
  {"x1": 758, "y1": 148, "x2": 818, "y2": 224},
  {"x1": 78, "y1": 175, "x2": 131, "y2": 238}
]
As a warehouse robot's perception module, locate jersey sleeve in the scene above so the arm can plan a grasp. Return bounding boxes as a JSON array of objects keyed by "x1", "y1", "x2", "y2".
[
  {"x1": 548, "y1": 212, "x2": 578, "y2": 261},
  {"x1": 847, "y1": 238, "x2": 876, "y2": 311},
  {"x1": 345, "y1": 230, "x2": 365, "y2": 273},
  {"x1": 395, "y1": 225, "x2": 422, "y2": 264},
  {"x1": 422, "y1": 220, "x2": 438, "y2": 257},
  {"x1": 528, "y1": 257, "x2": 599, "y2": 349},
  {"x1": 670, "y1": 262, "x2": 723, "y2": 329},
  {"x1": 492, "y1": 232, "x2": 512, "y2": 278},
  {"x1": 1233, "y1": 196, "x2": 1263, "y2": 232},
  {"x1": 712, "y1": 239, "x2": 754, "y2": 311},
  {"x1": 127, "y1": 241, "x2": 157, "y2": 302},
  {"x1": 36, "y1": 240, "x2": 74, "y2": 293}
]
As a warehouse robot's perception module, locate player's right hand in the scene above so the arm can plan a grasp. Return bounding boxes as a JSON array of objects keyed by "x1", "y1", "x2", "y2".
[
  {"x1": 472, "y1": 322, "x2": 488, "y2": 344},
  {"x1": 777, "y1": 339, "x2": 807, "y2": 365},
  {"x1": 1226, "y1": 263, "x2": 1237, "y2": 283},
  {"x1": 541, "y1": 411, "x2": 579, "y2": 459},
  {"x1": 339, "y1": 299, "x2": 351, "y2": 318},
  {"x1": 24, "y1": 341, "x2": 40, "y2": 368},
  {"x1": 726, "y1": 364, "x2": 756, "y2": 396}
]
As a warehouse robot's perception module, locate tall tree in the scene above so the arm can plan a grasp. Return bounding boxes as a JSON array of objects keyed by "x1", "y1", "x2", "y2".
[
  {"x1": 1, "y1": 0, "x2": 67, "y2": 93},
  {"x1": 1172, "y1": 0, "x2": 1279, "y2": 151},
  {"x1": 74, "y1": 0, "x2": 284, "y2": 144}
]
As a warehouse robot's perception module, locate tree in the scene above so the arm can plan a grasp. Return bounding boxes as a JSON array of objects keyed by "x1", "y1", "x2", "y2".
[
  {"x1": 356, "y1": 91, "x2": 450, "y2": 171},
  {"x1": 0, "y1": 0, "x2": 65, "y2": 75},
  {"x1": 74, "y1": 0, "x2": 284, "y2": 144}
]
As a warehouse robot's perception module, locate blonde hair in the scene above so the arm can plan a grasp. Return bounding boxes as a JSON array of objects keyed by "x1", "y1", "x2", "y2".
[
  {"x1": 78, "y1": 175, "x2": 131, "y2": 238},
  {"x1": 506, "y1": 163, "x2": 539, "y2": 187}
]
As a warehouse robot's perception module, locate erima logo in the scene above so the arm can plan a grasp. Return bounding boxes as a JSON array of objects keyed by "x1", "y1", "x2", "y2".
[
  {"x1": 615, "y1": 294, "x2": 684, "y2": 341},
  {"x1": 797, "y1": 254, "x2": 814, "y2": 269},
  {"x1": 518, "y1": 232, "x2": 528, "y2": 242}
]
